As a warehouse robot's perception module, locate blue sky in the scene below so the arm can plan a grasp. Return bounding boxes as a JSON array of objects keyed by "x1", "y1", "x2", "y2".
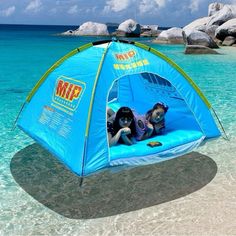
[{"x1": 0, "y1": 0, "x2": 235, "y2": 27}]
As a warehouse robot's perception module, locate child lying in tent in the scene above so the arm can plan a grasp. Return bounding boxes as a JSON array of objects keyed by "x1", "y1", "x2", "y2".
[
  {"x1": 134, "y1": 102, "x2": 168, "y2": 141},
  {"x1": 107, "y1": 107, "x2": 136, "y2": 147},
  {"x1": 107, "y1": 102, "x2": 168, "y2": 146}
]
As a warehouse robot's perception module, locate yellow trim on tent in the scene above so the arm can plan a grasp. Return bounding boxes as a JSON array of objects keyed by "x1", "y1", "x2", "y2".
[
  {"x1": 85, "y1": 43, "x2": 110, "y2": 137},
  {"x1": 26, "y1": 43, "x2": 93, "y2": 102},
  {"x1": 25, "y1": 40, "x2": 211, "y2": 109},
  {"x1": 134, "y1": 42, "x2": 211, "y2": 109}
]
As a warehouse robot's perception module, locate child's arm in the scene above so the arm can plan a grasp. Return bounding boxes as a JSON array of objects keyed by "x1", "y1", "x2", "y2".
[
  {"x1": 140, "y1": 122, "x2": 154, "y2": 140},
  {"x1": 120, "y1": 134, "x2": 134, "y2": 145},
  {"x1": 154, "y1": 121, "x2": 165, "y2": 134},
  {"x1": 108, "y1": 130, "x2": 122, "y2": 146},
  {"x1": 108, "y1": 128, "x2": 131, "y2": 146}
]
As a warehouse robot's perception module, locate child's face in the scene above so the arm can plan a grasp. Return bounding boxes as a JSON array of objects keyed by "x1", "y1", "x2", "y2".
[
  {"x1": 150, "y1": 107, "x2": 165, "y2": 123},
  {"x1": 119, "y1": 116, "x2": 132, "y2": 128}
]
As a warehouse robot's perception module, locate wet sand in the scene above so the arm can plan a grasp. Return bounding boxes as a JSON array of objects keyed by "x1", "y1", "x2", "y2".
[{"x1": 2, "y1": 139, "x2": 235, "y2": 235}]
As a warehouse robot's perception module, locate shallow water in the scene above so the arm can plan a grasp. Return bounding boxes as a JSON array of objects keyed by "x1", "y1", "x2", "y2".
[{"x1": 0, "y1": 25, "x2": 236, "y2": 235}]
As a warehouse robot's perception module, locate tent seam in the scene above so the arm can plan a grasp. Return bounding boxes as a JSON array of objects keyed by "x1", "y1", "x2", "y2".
[{"x1": 82, "y1": 42, "x2": 111, "y2": 176}]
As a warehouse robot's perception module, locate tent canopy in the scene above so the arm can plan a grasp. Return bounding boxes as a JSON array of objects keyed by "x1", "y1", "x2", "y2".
[{"x1": 18, "y1": 40, "x2": 221, "y2": 176}]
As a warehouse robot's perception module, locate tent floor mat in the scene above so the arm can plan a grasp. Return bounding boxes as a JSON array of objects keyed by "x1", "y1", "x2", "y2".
[
  {"x1": 108, "y1": 101, "x2": 204, "y2": 166},
  {"x1": 109, "y1": 128, "x2": 204, "y2": 165}
]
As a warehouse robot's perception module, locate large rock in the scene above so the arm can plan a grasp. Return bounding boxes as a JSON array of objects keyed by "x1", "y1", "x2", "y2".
[
  {"x1": 183, "y1": 17, "x2": 210, "y2": 35},
  {"x1": 76, "y1": 22, "x2": 109, "y2": 36},
  {"x1": 214, "y1": 38, "x2": 223, "y2": 46},
  {"x1": 140, "y1": 30, "x2": 159, "y2": 37},
  {"x1": 207, "y1": 4, "x2": 236, "y2": 26},
  {"x1": 215, "y1": 18, "x2": 236, "y2": 40},
  {"x1": 184, "y1": 30, "x2": 219, "y2": 48},
  {"x1": 117, "y1": 19, "x2": 141, "y2": 37},
  {"x1": 185, "y1": 45, "x2": 219, "y2": 54},
  {"x1": 141, "y1": 25, "x2": 158, "y2": 32},
  {"x1": 208, "y1": 2, "x2": 224, "y2": 17},
  {"x1": 153, "y1": 27, "x2": 184, "y2": 44},
  {"x1": 62, "y1": 22, "x2": 109, "y2": 36},
  {"x1": 140, "y1": 25, "x2": 159, "y2": 37},
  {"x1": 222, "y1": 36, "x2": 236, "y2": 46},
  {"x1": 205, "y1": 25, "x2": 219, "y2": 38},
  {"x1": 183, "y1": 17, "x2": 220, "y2": 39}
]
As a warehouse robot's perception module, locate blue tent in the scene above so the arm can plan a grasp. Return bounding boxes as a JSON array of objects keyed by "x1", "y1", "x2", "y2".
[{"x1": 17, "y1": 40, "x2": 221, "y2": 176}]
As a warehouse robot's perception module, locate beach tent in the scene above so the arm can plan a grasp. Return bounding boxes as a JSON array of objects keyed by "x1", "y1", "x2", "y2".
[{"x1": 17, "y1": 39, "x2": 221, "y2": 177}]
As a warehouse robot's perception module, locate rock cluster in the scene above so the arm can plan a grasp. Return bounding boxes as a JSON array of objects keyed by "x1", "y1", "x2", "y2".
[
  {"x1": 61, "y1": 3, "x2": 236, "y2": 54},
  {"x1": 140, "y1": 25, "x2": 159, "y2": 37},
  {"x1": 61, "y1": 19, "x2": 157, "y2": 37},
  {"x1": 153, "y1": 2, "x2": 236, "y2": 53}
]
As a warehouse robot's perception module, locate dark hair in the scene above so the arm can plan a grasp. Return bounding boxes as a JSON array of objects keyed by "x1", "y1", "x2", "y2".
[
  {"x1": 113, "y1": 107, "x2": 136, "y2": 136},
  {"x1": 146, "y1": 102, "x2": 169, "y2": 120}
]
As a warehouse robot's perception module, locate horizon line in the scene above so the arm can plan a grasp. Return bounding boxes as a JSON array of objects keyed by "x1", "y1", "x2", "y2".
[{"x1": 0, "y1": 23, "x2": 173, "y2": 28}]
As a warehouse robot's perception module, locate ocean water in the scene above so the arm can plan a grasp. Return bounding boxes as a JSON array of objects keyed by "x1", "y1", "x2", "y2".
[{"x1": 0, "y1": 25, "x2": 236, "y2": 235}]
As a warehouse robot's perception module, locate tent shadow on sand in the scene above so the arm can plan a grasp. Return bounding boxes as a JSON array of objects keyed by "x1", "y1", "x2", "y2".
[{"x1": 11, "y1": 143, "x2": 217, "y2": 219}]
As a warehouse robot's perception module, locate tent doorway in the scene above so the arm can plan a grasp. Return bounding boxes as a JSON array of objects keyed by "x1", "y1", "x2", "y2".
[{"x1": 107, "y1": 72, "x2": 204, "y2": 166}]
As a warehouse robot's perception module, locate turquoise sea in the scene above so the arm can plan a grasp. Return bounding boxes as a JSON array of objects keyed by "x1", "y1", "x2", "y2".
[{"x1": 1, "y1": 25, "x2": 236, "y2": 235}]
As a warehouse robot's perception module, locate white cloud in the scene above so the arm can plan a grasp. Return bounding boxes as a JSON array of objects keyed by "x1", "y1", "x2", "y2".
[
  {"x1": 139, "y1": 0, "x2": 166, "y2": 15},
  {"x1": 67, "y1": 5, "x2": 78, "y2": 14},
  {"x1": 103, "y1": 0, "x2": 167, "y2": 15},
  {"x1": 103, "y1": 0, "x2": 132, "y2": 13},
  {"x1": 0, "y1": 6, "x2": 16, "y2": 17},
  {"x1": 25, "y1": 0, "x2": 43, "y2": 13},
  {"x1": 155, "y1": 0, "x2": 166, "y2": 8},
  {"x1": 85, "y1": 6, "x2": 97, "y2": 13},
  {"x1": 188, "y1": 0, "x2": 201, "y2": 13}
]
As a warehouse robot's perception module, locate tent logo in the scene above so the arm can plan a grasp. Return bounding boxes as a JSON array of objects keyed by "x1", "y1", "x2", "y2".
[
  {"x1": 113, "y1": 49, "x2": 149, "y2": 70},
  {"x1": 56, "y1": 80, "x2": 82, "y2": 101},
  {"x1": 52, "y1": 76, "x2": 86, "y2": 113},
  {"x1": 114, "y1": 50, "x2": 136, "y2": 61}
]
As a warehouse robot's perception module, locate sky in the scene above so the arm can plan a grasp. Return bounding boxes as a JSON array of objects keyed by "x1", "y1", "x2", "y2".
[{"x1": 0, "y1": 0, "x2": 235, "y2": 27}]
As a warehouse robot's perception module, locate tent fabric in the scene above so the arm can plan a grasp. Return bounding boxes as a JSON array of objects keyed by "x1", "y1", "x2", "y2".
[
  {"x1": 18, "y1": 45, "x2": 104, "y2": 175},
  {"x1": 17, "y1": 40, "x2": 221, "y2": 176}
]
